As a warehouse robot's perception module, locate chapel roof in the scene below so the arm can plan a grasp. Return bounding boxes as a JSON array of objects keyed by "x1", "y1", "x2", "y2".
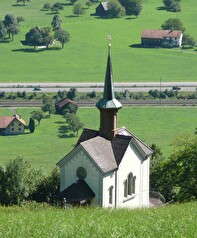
[{"x1": 74, "y1": 126, "x2": 152, "y2": 174}]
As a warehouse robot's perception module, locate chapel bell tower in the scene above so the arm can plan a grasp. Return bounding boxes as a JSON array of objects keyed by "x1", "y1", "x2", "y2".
[{"x1": 96, "y1": 44, "x2": 122, "y2": 141}]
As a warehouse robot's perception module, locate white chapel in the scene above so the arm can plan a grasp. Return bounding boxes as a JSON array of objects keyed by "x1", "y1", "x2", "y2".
[{"x1": 57, "y1": 45, "x2": 152, "y2": 208}]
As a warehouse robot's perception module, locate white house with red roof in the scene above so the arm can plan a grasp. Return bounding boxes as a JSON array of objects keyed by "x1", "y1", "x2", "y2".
[
  {"x1": 57, "y1": 46, "x2": 152, "y2": 208},
  {"x1": 0, "y1": 114, "x2": 26, "y2": 135},
  {"x1": 141, "y1": 29, "x2": 183, "y2": 48}
]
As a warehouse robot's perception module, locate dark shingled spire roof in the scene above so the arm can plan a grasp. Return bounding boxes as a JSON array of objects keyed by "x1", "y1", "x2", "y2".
[{"x1": 96, "y1": 45, "x2": 122, "y2": 109}]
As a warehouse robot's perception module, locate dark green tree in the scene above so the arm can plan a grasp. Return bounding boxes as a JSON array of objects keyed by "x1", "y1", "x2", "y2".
[
  {"x1": 86, "y1": 1, "x2": 92, "y2": 8},
  {"x1": 25, "y1": 26, "x2": 43, "y2": 51},
  {"x1": 16, "y1": 0, "x2": 30, "y2": 5},
  {"x1": 67, "y1": 88, "x2": 78, "y2": 100},
  {"x1": 51, "y1": 15, "x2": 62, "y2": 31},
  {"x1": 54, "y1": 29, "x2": 70, "y2": 48},
  {"x1": 161, "y1": 18, "x2": 185, "y2": 32},
  {"x1": 28, "y1": 117, "x2": 35, "y2": 133},
  {"x1": 3, "y1": 14, "x2": 19, "y2": 41},
  {"x1": 24, "y1": 26, "x2": 53, "y2": 50},
  {"x1": 30, "y1": 168, "x2": 60, "y2": 204},
  {"x1": 0, "y1": 21, "x2": 7, "y2": 40},
  {"x1": 65, "y1": 113, "x2": 84, "y2": 135},
  {"x1": 73, "y1": 3, "x2": 84, "y2": 16},
  {"x1": 43, "y1": 3, "x2": 51, "y2": 10},
  {"x1": 151, "y1": 135, "x2": 197, "y2": 202},
  {"x1": 121, "y1": 0, "x2": 143, "y2": 17},
  {"x1": 42, "y1": 27, "x2": 53, "y2": 49},
  {"x1": 51, "y1": 2, "x2": 64, "y2": 14},
  {"x1": 107, "y1": 0, "x2": 126, "y2": 18},
  {"x1": 163, "y1": 0, "x2": 181, "y2": 12},
  {"x1": 42, "y1": 95, "x2": 55, "y2": 116},
  {"x1": 182, "y1": 34, "x2": 196, "y2": 47},
  {"x1": 31, "y1": 110, "x2": 45, "y2": 125},
  {"x1": 0, "y1": 157, "x2": 43, "y2": 205}
]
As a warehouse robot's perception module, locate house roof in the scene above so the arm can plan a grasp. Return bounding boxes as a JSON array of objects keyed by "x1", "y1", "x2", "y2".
[
  {"x1": 0, "y1": 114, "x2": 26, "y2": 129},
  {"x1": 141, "y1": 30, "x2": 182, "y2": 39},
  {"x1": 57, "y1": 98, "x2": 77, "y2": 109},
  {"x1": 57, "y1": 179, "x2": 95, "y2": 204},
  {"x1": 100, "y1": 2, "x2": 108, "y2": 11}
]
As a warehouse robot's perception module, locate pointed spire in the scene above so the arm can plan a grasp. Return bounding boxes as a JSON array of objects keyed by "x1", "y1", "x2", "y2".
[
  {"x1": 103, "y1": 44, "x2": 115, "y2": 100},
  {"x1": 96, "y1": 44, "x2": 122, "y2": 109},
  {"x1": 96, "y1": 44, "x2": 122, "y2": 140}
]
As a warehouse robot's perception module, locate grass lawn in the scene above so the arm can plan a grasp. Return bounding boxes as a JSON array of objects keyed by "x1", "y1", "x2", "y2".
[
  {"x1": 0, "y1": 0, "x2": 197, "y2": 83},
  {"x1": 0, "y1": 201, "x2": 196, "y2": 237},
  {"x1": 0, "y1": 106, "x2": 196, "y2": 172}
]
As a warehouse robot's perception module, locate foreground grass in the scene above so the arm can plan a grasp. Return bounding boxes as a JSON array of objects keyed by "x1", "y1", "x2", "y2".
[
  {"x1": 0, "y1": 202, "x2": 196, "y2": 237},
  {"x1": 0, "y1": 0, "x2": 197, "y2": 83},
  {"x1": 0, "y1": 106, "x2": 197, "y2": 172}
]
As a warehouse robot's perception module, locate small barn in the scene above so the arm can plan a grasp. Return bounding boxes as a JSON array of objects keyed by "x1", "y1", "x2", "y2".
[
  {"x1": 55, "y1": 98, "x2": 78, "y2": 114},
  {"x1": 0, "y1": 114, "x2": 26, "y2": 135},
  {"x1": 95, "y1": 2, "x2": 108, "y2": 16},
  {"x1": 141, "y1": 29, "x2": 183, "y2": 48},
  {"x1": 57, "y1": 45, "x2": 152, "y2": 208}
]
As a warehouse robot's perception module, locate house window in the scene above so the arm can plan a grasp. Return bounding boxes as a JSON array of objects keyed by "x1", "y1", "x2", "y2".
[
  {"x1": 76, "y1": 167, "x2": 87, "y2": 179},
  {"x1": 11, "y1": 123, "x2": 14, "y2": 126},
  {"x1": 19, "y1": 128, "x2": 21, "y2": 131},
  {"x1": 109, "y1": 186, "x2": 113, "y2": 204},
  {"x1": 11, "y1": 128, "x2": 14, "y2": 131},
  {"x1": 18, "y1": 123, "x2": 21, "y2": 126}
]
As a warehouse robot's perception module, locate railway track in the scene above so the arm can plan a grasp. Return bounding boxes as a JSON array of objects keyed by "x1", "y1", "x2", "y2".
[{"x1": 0, "y1": 99, "x2": 197, "y2": 108}]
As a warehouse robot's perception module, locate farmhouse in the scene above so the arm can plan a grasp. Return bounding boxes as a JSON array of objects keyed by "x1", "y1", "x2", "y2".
[
  {"x1": 0, "y1": 114, "x2": 26, "y2": 135},
  {"x1": 57, "y1": 45, "x2": 152, "y2": 208},
  {"x1": 55, "y1": 98, "x2": 78, "y2": 114},
  {"x1": 95, "y1": 2, "x2": 108, "y2": 16},
  {"x1": 141, "y1": 29, "x2": 183, "y2": 48}
]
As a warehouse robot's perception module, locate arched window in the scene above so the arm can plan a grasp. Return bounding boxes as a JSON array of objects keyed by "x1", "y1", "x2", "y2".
[
  {"x1": 109, "y1": 186, "x2": 113, "y2": 204},
  {"x1": 124, "y1": 173, "x2": 136, "y2": 198},
  {"x1": 128, "y1": 173, "x2": 133, "y2": 195},
  {"x1": 124, "y1": 180, "x2": 128, "y2": 197}
]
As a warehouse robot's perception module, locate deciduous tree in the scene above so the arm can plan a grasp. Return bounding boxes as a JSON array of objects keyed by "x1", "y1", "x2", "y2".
[
  {"x1": 161, "y1": 18, "x2": 185, "y2": 32},
  {"x1": 3, "y1": 14, "x2": 19, "y2": 41},
  {"x1": 0, "y1": 157, "x2": 43, "y2": 205},
  {"x1": 0, "y1": 21, "x2": 7, "y2": 40},
  {"x1": 54, "y1": 29, "x2": 70, "y2": 48},
  {"x1": 51, "y1": 15, "x2": 62, "y2": 31},
  {"x1": 65, "y1": 113, "x2": 83, "y2": 135},
  {"x1": 107, "y1": 0, "x2": 125, "y2": 18},
  {"x1": 31, "y1": 110, "x2": 45, "y2": 125},
  {"x1": 73, "y1": 3, "x2": 84, "y2": 16},
  {"x1": 16, "y1": 0, "x2": 30, "y2": 6},
  {"x1": 51, "y1": 2, "x2": 64, "y2": 14}
]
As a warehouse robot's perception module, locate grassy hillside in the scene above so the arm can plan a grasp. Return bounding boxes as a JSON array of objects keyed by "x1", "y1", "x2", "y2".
[
  {"x1": 0, "y1": 106, "x2": 196, "y2": 172},
  {"x1": 0, "y1": 201, "x2": 196, "y2": 237},
  {"x1": 0, "y1": 0, "x2": 197, "y2": 83}
]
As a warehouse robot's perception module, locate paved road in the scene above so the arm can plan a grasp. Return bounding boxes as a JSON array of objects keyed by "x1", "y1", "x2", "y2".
[{"x1": 0, "y1": 82, "x2": 197, "y2": 93}]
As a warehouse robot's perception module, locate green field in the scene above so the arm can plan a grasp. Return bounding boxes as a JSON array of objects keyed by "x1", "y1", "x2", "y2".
[
  {"x1": 0, "y1": 201, "x2": 196, "y2": 237},
  {"x1": 0, "y1": 106, "x2": 196, "y2": 172},
  {"x1": 0, "y1": 0, "x2": 197, "y2": 83}
]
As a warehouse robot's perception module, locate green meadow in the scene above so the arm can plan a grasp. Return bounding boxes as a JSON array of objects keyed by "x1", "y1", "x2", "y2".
[
  {"x1": 0, "y1": 106, "x2": 196, "y2": 172},
  {"x1": 0, "y1": 201, "x2": 196, "y2": 237},
  {"x1": 0, "y1": 0, "x2": 197, "y2": 83}
]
